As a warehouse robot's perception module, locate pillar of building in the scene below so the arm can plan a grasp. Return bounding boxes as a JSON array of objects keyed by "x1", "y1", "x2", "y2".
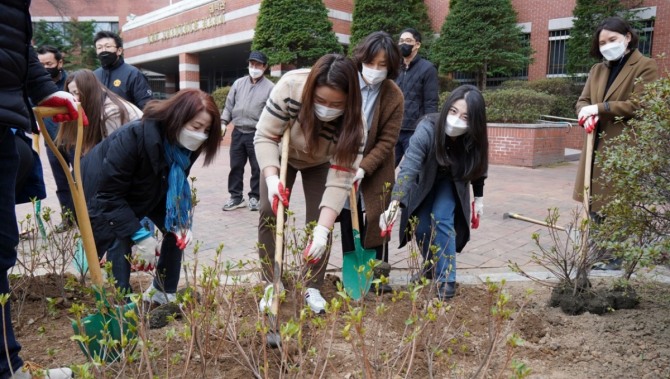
[
  {"x1": 179, "y1": 53, "x2": 200, "y2": 90},
  {"x1": 165, "y1": 74, "x2": 177, "y2": 95}
]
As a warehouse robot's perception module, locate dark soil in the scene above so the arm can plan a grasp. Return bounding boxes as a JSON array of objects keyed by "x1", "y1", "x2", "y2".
[{"x1": 9, "y1": 273, "x2": 670, "y2": 378}]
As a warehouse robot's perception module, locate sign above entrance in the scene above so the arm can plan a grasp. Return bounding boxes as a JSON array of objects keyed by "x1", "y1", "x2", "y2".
[{"x1": 148, "y1": 1, "x2": 226, "y2": 44}]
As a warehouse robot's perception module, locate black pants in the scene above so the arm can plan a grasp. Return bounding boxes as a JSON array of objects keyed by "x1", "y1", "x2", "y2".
[
  {"x1": 228, "y1": 128, "x2": 260, "y2": 201},
  {"x1": 339, "y1": 202, "x2": 388, "y2": 263}
]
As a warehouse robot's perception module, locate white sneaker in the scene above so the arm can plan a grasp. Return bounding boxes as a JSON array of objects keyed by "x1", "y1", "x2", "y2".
[
  {"x1": 259, "y1": 283, "x2": 284, "y2": 315},
  {"x1": 142, "y1": 284, "x2": 176, "y2": 305},
  {"x1": 304, "y1": 288, "x2": 326, "y2": 314},
  {"x1": 10, "y1": 365, "x2": 73, "y2": 379}
]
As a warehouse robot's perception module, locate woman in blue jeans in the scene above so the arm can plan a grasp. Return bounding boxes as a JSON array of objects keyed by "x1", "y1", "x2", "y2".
[
  {"x1": 82, "y1": 89, "x2": 221, "y2": 302},
  {"x1": 379, "y1": 85, "x2": 488, "y2": 300}
]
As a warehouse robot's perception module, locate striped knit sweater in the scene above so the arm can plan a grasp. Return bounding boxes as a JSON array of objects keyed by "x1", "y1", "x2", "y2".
[{"x1": 254, "y1": 68, "x2": 365, "y2": 213}]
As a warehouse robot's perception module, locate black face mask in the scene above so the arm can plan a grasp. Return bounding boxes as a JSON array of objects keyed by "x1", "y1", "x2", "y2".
[
  {"x1": 45, "y1": 67, "x2": 60, "y2": 79},
  {"x1": 399, "y1": 44, "x2": 414, "y2": 58},
  {"x1": 98, "y1": 52, "x2": 118, "y2": 69}
]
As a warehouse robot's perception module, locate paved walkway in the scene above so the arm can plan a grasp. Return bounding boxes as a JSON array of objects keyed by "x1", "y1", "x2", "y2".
[{"x1": 15, "y1": 143, "x2": 591, "y2": 284}]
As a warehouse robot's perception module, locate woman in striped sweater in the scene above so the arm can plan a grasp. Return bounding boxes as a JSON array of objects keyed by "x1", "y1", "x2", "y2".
[{"x1": 254, "y1": 54, "x2": 365, "y2": 314}]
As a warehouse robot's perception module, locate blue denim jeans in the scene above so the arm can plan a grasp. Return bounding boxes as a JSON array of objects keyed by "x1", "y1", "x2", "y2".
[
  {"x1": 0, "y1": 127, "x2": 25, "y2": 375},
  {"x1": 107, "y1": 230, "x2": 183, "y2": 295},
  {"x1": 414, "y1": 176, "x2": 457, "y2": 283},
  {"x1": 228, "y1": 128, "x2": 260, "y2": 201}
]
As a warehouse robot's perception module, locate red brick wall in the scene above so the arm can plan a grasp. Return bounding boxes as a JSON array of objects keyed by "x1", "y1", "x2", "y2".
[
  {"x1": 424, "y1": 0, "x2": 449, "y2": 33},
  {"x1": 565, "y1": 125, "x2": 585, "y2": 150},
  {"x1": 512, "y1": 0, "x2": 576, "y2": 81},
  {"x1": 422, "y1": 0, "x2": 669, "y2": 80},
  {"x1": 31, "y1": 0, "x2": 166, "y2": 27},
  {"x1": 488, "y1": 124, "x2": 568, "y2": 167}
]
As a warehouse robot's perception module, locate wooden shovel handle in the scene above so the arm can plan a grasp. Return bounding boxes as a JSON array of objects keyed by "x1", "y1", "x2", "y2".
[
  {"x1": 33, "y1": 106, "x2": 103, "y2": 286},
  {"x1": 349, "y1": 188, "x2": 360, "y2": 232},
  {"x1": 271, "y1": 127, "x2": 291, "y2": 316}
]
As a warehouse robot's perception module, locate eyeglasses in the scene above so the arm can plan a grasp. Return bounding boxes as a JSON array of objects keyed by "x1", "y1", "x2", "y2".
[
  {"x1": 95, "y1": 44, "x2": 118, "y2": 51},
  {"x1": 398, "y1": 38, "x2": 416, "y2": 44}
]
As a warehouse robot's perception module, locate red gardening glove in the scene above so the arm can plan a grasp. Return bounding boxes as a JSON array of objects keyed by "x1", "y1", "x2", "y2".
[
  {"x1": 471, "y1": 201, "x2": 480, "y2": 229},
  {"x1": 131, "y1": 236, "x2": 159, "y2": 271},
  {"x1": 39, "y1": 91, "x2": 89, "y2": 126},
  {"x1": 379, "y1": 201, "x2": 399, "y2": 238},
  {"x1": 578, "y1": 115, "x2": 599, "y2": 134},
  {"x1": 266, "y1": 175, "x2": 290, "y2": 215},
  {"x1": 175, "y1": 229, "x2": 192, "y2": 250}
]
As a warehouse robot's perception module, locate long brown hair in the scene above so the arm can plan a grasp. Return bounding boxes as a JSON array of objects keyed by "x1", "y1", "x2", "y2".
[
  {"x1": 298, "y1": 54, "x2": 363, "y2": 167},
  {"x1": 142, "y1": 89, "x2": 221, "y2": 165},
  {"x1": 58, "y1": 69, "x2": 132, "y2": 154}
]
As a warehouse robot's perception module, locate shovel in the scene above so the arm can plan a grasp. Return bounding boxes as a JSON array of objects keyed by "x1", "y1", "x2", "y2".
[
  {"x1": 502, "y1": 212, "x2": 567, "y2": 231},
  {"x1": 33, "y1": 106, "x2": 136, "y2": 362},
  {"x1": 266, "y1": 127, "x2": 291, "y2": 348},
  {"x1": 342, "y1": 188, "x2": 376, "y2": 300}
]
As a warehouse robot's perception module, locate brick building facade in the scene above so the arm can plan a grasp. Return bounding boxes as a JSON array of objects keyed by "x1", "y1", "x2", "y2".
[{"x1": 31, "y1": 0, "x2": 668, "y2": 93}]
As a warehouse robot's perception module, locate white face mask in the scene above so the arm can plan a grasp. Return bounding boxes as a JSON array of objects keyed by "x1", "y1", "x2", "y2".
[
  {"x1": 178, "y1": 128, "x2": 208, "y2": 151},
  {"x1": 445, "y1": 115, "x2": 468, "y2": 137},
  {"x1": 600, "y1": 40, "x2": 627, "y2": 61},
  {"x1": 361, "y1": 65, "x2": 387, "y2": 86},
  {"x1": 249, "y1": 67, "x2": 264, "y2": 79},
  {"x1": 314, "y1": 103, "x2": 344, "y2": 122}
]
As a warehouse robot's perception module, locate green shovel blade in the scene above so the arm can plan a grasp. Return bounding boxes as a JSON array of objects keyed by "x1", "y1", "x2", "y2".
[
  {"x1": 71, "y1": 299, "x2": 137, "y2": 362},
  {"x1": 342, "y1": 230, "x2": 376, "y2": 300}
]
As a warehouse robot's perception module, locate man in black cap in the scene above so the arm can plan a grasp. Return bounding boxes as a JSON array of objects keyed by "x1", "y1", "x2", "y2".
[{"x1": 221, "y1": 51, "x2": 274, "y2": 211}]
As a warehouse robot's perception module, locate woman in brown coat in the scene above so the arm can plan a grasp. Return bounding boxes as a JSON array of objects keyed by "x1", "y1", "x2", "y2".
[
  {"x1": 339, "y1": 31, "x2": 404, "y2": 293},
  {"x1": 574, "y1": 17, "x2": 659, "y2": 213}
]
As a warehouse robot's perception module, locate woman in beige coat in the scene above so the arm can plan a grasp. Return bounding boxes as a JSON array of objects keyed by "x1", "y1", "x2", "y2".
[
  {"x1": 58, "y1": 69, "x2": 143, "y2": 155},
  {"x1": 574, "y1": 17, "x2": 658, "y2": 214},
  {"x1": 338, "y1": 32, "x2": 404, "y2": 294}
]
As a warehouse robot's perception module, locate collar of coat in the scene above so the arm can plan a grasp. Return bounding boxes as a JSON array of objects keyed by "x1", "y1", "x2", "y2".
[{"x1": 602, "y1": 49, "x2": 644, "y2": 101}]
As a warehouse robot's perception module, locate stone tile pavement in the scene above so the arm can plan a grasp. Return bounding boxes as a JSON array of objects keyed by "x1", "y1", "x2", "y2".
[{"x1": 15, "y1": 143, "x2": 599, "y2": 285}]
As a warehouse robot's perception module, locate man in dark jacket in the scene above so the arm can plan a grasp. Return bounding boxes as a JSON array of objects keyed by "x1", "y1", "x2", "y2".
[
  {"x1": 1, "y1": 1, "x2": 78, "y2": 377},
  {"x1": 394, "y1": 27, "x2": 439, "y2": 167},
  {"x1": 93, "y1": 30, "x2": 153, "y2": 109},
  {"x1": 37, "y1": 45, "x2": 75, "y2": 231}
]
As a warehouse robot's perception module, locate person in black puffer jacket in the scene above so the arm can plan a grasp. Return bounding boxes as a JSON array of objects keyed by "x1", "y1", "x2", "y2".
[
  {"x1": 394, "y1": 27, "x2": 439, "y2": 167},
  {"x1": 82, "y1": 89, "x2": 221, "y2": 305},
  {"x1": 93, "y1": 30, "x2": 153, "y2": 110},
  {"x1": 1, "y1": 1, "x2": 79, "y2": 377}
]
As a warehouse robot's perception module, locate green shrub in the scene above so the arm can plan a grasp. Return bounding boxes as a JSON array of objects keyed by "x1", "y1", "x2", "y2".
[
  {"x1": 527, "y1": 78, "x2": 582, "y2": 119},
  {"x1": 438, "y1": 75, "x2": 460, "y2": 93},
  {"x1": 211, "y1": 86, "x2": 231, "y2": 110},
  {"x1": 597, "y1": 75, "x2": 670, "y2": 279},
  {"x1": 439, "y1": 91, "x2": 451, "y2": 106},
  {"x1": 499, "y1": 80, "x2": 528, "y2": 89},
  {"x1": 484, "y1": 88, "x2": 556, "y2": 123}
]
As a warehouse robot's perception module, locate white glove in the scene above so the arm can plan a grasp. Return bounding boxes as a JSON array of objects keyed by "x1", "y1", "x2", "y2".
[
  {"x1": 303, "y1": 224, "x2": 330, "y2": 263},
  {"x1": 134, "y1": 236, "x2": 159, "y2": 270},
  {"x1": 578, "y1": 104, "x2": 598, "y2": 121},
  {"x1": 353, "y1": 168, "x2": 365, "y2": 188},
  {"x1": 265, "y1": 175, "x2": 289, "y2": 215},
  {"x1": 379, "y1": 200, "x2": 400, "y2": 237},
  {"x1": 474, "y1": 197, "x2": 484, "y2": 216}
]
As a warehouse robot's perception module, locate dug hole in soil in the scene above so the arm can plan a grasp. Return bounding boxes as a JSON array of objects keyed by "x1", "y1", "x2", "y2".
[{"x1": 9, "y1": 272, "x2": 670, "y2": 378}]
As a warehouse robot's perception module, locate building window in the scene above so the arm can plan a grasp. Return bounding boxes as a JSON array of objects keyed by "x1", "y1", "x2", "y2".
[
  {"x1": 637, "y1": 19, "x2": 654, "y2": 57},
  {"x1": 547, "y1": 29, "x2": 569, "y2": 76},
  {"x1": 33, "y1": 21, "x2": 119, "y2": 47}
]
